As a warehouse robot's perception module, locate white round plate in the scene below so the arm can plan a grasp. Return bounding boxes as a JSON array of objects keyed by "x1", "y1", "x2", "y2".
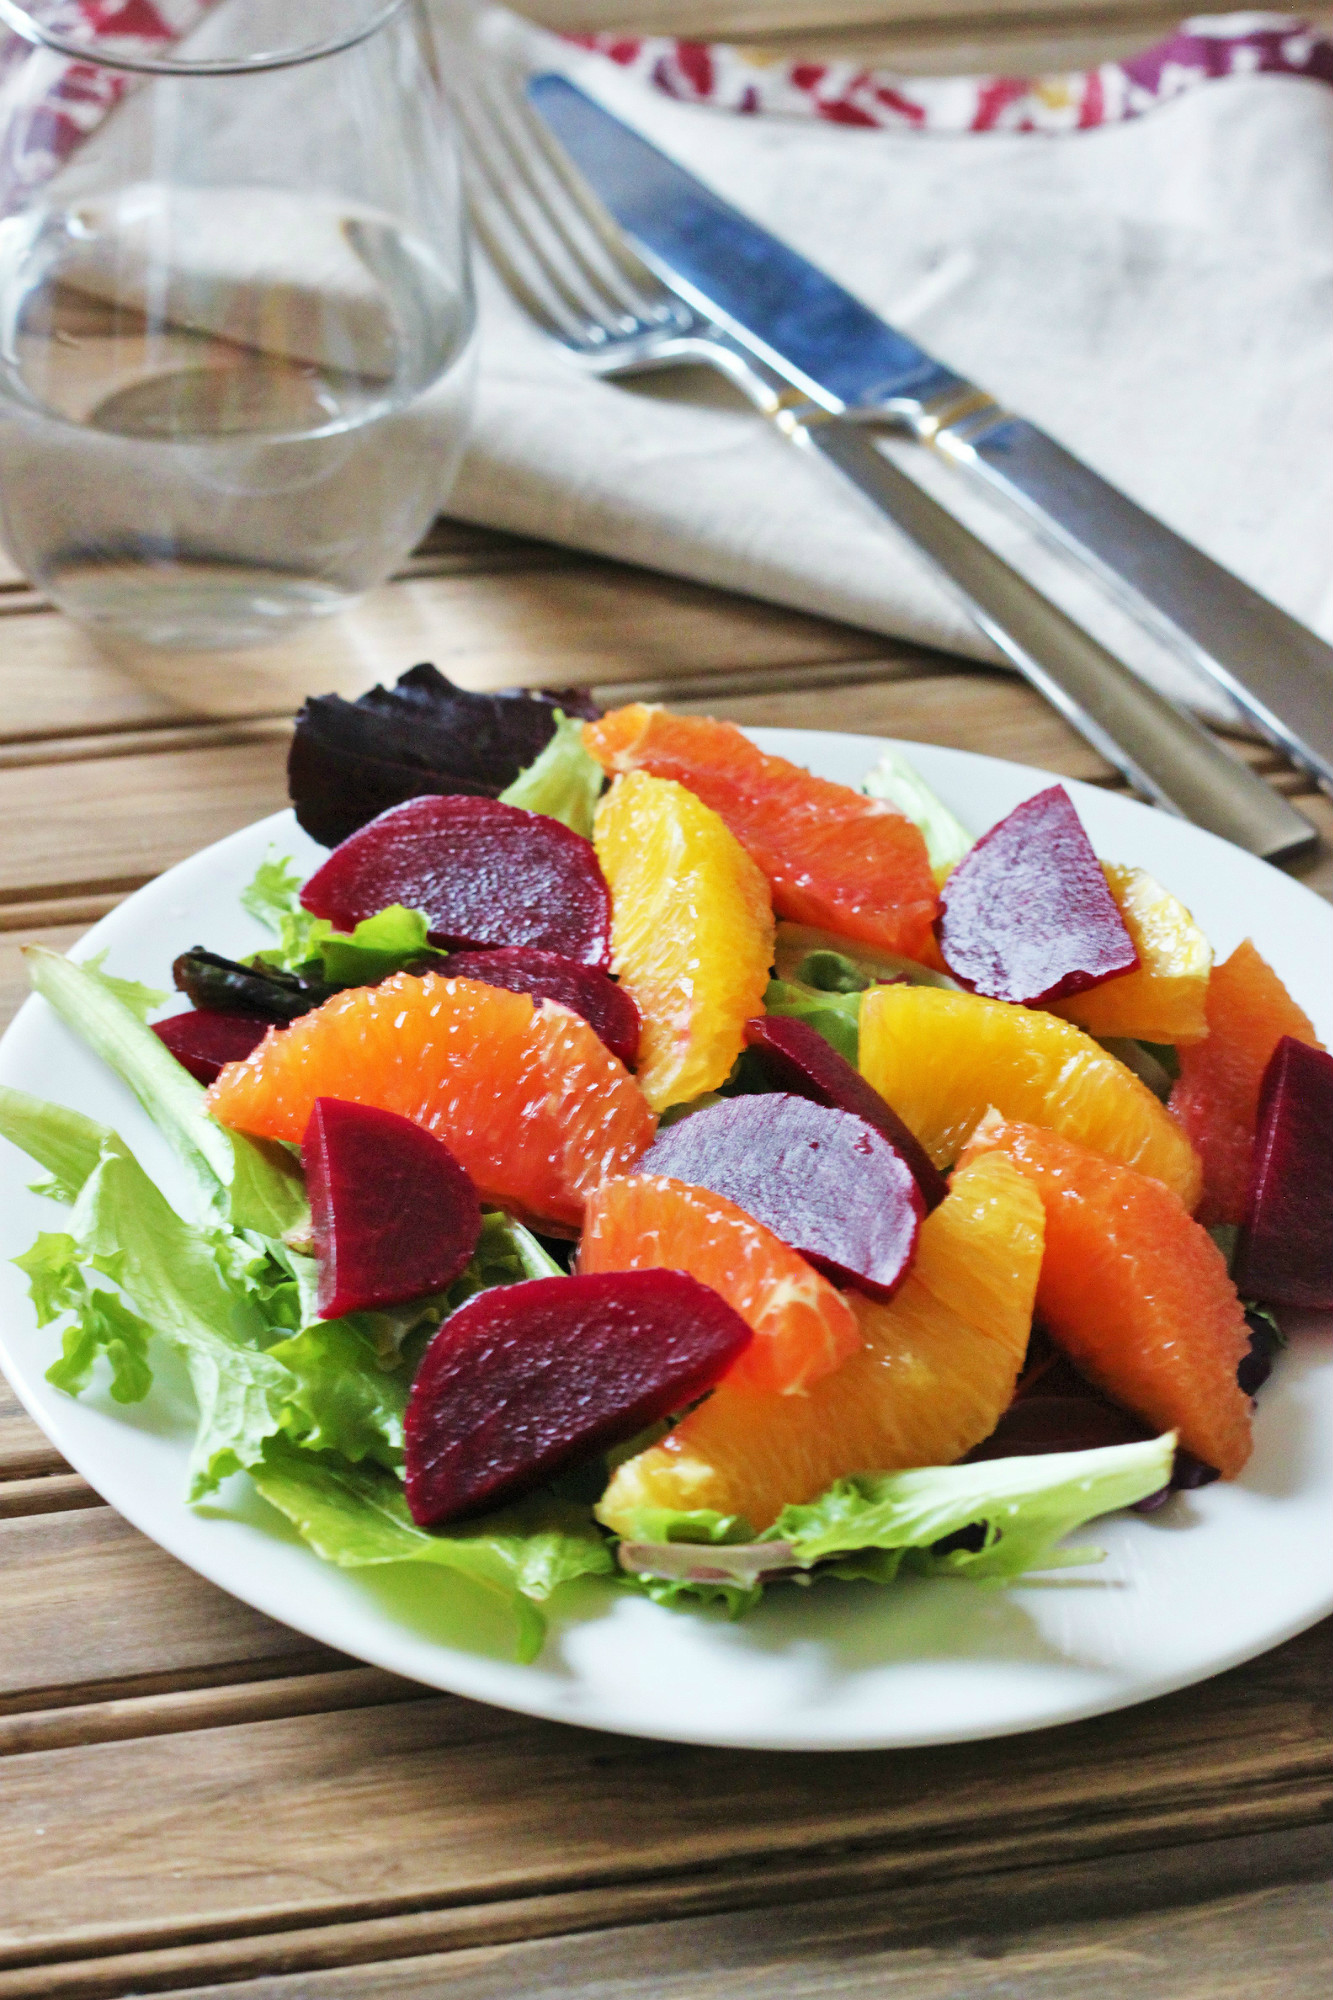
[{"x1": 1, "y1": 732, "x2": 1330, "y2": 1752}]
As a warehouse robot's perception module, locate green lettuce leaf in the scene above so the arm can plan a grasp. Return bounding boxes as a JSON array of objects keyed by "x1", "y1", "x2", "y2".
[
  {"x1": 774, "y1": 1435, "x2": 1176, "y2": 1579},
  {"x1": 242, "y1": 851, "x2": 446, "y2": 988},
  {"x1": 79, "y1": 949, "x2": 168, "y2": 1024},
  {"x1": 860, "y1": 746, "x2": 973, "y2": 876},
  {"x1": 250, "y1": 1441, "x2": 614, "y2": 1662},
  {"x1": 500, "y1": 711, "x2": 604, "y2": 838},
  {"x1": 0, "y1": 1085, "x2": 110, "y2": 1203},
  {"x1": 64, "y1": 1135, "x2": 296, "y2": 1496},
  {"x1": 22, "y1": 949, "x2": 306, "y2": 1237},
  {"x1": 240, "y1": 851, "x2": 307, "y2": 932},
  {"x1": 270, "y1": 1317, "x2": 411, "y2": 1469},
  {"x1": 762, "y1": 978, "x2": 862, "y2": 1065},
  {"x1": 614, "y1": 1436, "x2": 1176, "y2": 1613},
  {"x1": 449, "y1": 1210, "x2": 565, "y2": 1302}
]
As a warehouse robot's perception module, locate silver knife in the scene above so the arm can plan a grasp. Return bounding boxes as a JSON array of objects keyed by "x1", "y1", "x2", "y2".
[{"x1": 529, "y1": 73, "x2": 1333, "y2": 801}]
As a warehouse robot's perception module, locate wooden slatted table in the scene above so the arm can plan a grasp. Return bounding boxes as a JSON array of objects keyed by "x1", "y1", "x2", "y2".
[
  {"x1": 2, "y1": 2, "x2": 1332, "y2": 1984},
  {"x1": 1, "y1": 510, "x2": 1330, "y2": 2000}
]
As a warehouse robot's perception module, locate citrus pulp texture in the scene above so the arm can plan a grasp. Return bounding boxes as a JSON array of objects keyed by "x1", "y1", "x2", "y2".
[
  {"x1": 597, "y1": 1151, "x2": 1044, "y2": 1534},
  {"x1": 1050, "y1": 865, "x2": 1213, "y2": 1044},
  {"x1": 1168, "y1": 939, "x2": 1325, "y2": 1226},
  {"x1": 963, "y1": 1114, "x2": 1252, "y2": 1478},
  {"x1": 579, "y1": 1173, "x2": 860, "y2": 1397},
  {"x1": 584, "y1": 706, "x2": 939, "y2": 960},
  {"x1": 593, "y1": 770, "x2": 773, "y2": 1112},
  {"x1": 859, "y1": 983, "x2": 1202, "y2": 1208},
  {"x1": 205, "y1": 972, "x2": 655, "y2": 1232}
]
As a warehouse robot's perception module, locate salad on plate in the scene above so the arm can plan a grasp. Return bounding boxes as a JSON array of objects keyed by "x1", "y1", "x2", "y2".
[{"x1": 3, "y1": 666, "x2": 1329, "y2": 1664}]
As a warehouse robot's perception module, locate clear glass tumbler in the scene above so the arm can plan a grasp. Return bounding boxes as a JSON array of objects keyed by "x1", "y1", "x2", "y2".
[{"x1": 0, "y1": 0, "x2": 475, "y2": 649}]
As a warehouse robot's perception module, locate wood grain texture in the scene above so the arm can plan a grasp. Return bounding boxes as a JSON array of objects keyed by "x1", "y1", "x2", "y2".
[
  {"x1": 0, "y1": 1616, "x2": 1327, "y2": 1968},
  {"x1": 108, "y1": 1825, "x2": 1333, "y2": 2000},
  {"x1": 0, "y1": 1508, "x2": 344, "y2": 1711},
  {"x1": 0, "y1": 1377, "x2": 67, "y2": 1482}
]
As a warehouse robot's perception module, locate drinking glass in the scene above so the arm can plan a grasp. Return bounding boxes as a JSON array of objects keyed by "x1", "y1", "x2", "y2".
[{"x1": 0, "y1": 0, "x2": 475, "y2": 649}]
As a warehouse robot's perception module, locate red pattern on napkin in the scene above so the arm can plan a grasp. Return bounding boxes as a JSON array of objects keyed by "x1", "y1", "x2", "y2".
[{"x1": 568, "y1": 14, "x2": 1333, "y2": 134}]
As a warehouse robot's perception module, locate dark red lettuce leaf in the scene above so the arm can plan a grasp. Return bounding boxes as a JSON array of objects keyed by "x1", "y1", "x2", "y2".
[{"x1": 289, "y1": 663, "x2": 601, "y2": 847}]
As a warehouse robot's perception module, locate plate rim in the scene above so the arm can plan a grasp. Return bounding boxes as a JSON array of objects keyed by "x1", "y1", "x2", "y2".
[{"x1": 2, "y1": 729, "x2": 1330, "y2": 1753}]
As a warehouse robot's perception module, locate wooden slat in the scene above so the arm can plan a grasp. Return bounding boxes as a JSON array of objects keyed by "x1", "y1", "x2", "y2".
[
  {"x1": 0, "y1": 1509, "x2": 345, "y2": 1712},
  {"x1": 0, "y1": 1616, "x2": 1327, "y2": 1969},
  {"x1": 0, "y1": 1475, "x2": 99, "y2": 1521},
  {"x1": 0, "y1": 1377, "x2": 67, "y2": 1483},
  {"x1": 0, "y1": 563, "x2": 902, "y2": 743},
  {"x1": 87, "y1": 1826, "x2": 1333, "y2": 2000}
]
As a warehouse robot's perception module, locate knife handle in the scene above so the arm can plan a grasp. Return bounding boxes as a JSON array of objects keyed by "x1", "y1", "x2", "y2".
[
  {"x1": 802, "y1": 421, "x2": 1316, "y2": 864},
  {"x1": 902, "y1": 393, "x2": 1333, "y2": 797}
]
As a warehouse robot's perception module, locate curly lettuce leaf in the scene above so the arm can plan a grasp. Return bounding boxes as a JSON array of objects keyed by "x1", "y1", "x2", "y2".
[
  {"x1": 861, "y1": 746, "x2": 973, "y2": 878},
  {"x1": 250, "y1": 1441, "x2": 614, "y2": 1662},
  {"x1": 615, "y1": 1436, "x2": 1177, "y2": 1614},
  {"x1": 499, "y1": 711, "x2": 604, "y2": 838},
  {"x1": 762, "y1": 977, "x2": 862, "y2": 1065},
  {"x1": 240, "y1": 851, "x2": 306, "y2": 932},
  {"x1": 270, "y1": 1317, "x2": 411, "y2": 1469},
  {"x1": 79, "y1": 949, "x2": 168, "y2": 1024},
  {"x1": 0, "y1": 1085, "x2": 110, "y2": 1204},
  {"x1": 21, "y1": 950, "x2": 306, "y2": 1238},
  {"x1": 774, "y1": 1435, "x2": 1177, "y2": 1578}
]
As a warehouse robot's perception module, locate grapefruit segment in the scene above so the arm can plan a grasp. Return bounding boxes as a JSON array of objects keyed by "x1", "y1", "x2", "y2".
[
  {"x1": 578, "y1": 1173, "x2": 860, "y2": 1396},
  {"x1": 1168, "y1": 940, "x2": 1323, "y2": 1226},
  {"x1": 963, "y1": 1113, "x2": 1251, "y2": 1478},
  {"x1": 1050, "y1": 865, "x2": 1212, "y2": 1045},
  {"x1": 593, "y1": 770, "x2": 772, "y2": 1112},
  {"x1": 584, "y1": 705, "x2": 938, "y2": 959},
  {"x1": 859, "y1": 982, "x2": 1201, "y2": 1208},
  {"x1": 597, "y1": 1151, "x2": 1044, "y2": 1533},
  {"x1": 205, "y1": 972, "x2": 655, "y2": 1232}
]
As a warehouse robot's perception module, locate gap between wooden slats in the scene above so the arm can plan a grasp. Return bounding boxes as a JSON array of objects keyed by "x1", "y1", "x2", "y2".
[
  {"x1": 0, "y1": 1615, "x2": 1327, "y2": 1971},
  {"x1": 82, "y1": 1832, "x2": 1332, "y2": 2000}
]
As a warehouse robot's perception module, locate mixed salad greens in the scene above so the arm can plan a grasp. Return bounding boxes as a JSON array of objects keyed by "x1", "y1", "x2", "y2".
[{"x1": 3, "y1": 668, "x2": 1315, "y2": 1663}]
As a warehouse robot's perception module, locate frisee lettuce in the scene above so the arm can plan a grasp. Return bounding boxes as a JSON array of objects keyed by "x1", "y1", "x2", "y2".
[
  {"x1": 22, "y1": 948, "x2": 305, "y2": 1237},
  {"x1": 499, "y1": 710, "x2": 604, "y2": 838},
  {"x1": 860, "y1": 746, "x2": 973, "y2": 878},
  {"x1": 250, "y1": 1441, "x2": 614, "y2": 1663}
]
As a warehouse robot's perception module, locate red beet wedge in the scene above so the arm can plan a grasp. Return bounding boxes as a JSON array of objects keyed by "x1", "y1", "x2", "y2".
[
  {"x1": 303, "y1": 1098, "x2": 482, "y2": 1320},
  {"x1": 743, "y1": 1013, "x2": 948, "y2": 1211},
  {"x1": 300, "y1": 795, "x2": 612, "y2": 969},
  {"x1": 404, "y1": 1270, "x2": 752, "y2": 1525},
  {"x1": 638, "y1": 1093, "x2": 923, "y2": 1301},
  {"x1": 152, "y1": 1009, "x2": 268, "y2": 1084},
  {"x1": 1234, "y1": 1036, "x2": 1333, "y2": 1310},
  {"x1": 442, "y1": 947, "x2": 640, "y2": 1068},
  {"x1": 936, "y1": 784, "x2": 1138, "y2": 1006}
]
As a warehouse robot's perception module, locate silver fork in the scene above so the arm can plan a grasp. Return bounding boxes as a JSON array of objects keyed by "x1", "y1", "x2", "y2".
[{"x1": 453, "y1": 66, "x2": 1314, "y2": 863}]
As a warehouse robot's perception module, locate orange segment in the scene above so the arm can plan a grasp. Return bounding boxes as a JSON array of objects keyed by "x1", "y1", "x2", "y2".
[
  {"x1": 593, "y1": 771, "x2": 773, "y2": 1111},
  {"x1": 584, "y1": 705, "x2": 938, "y2": 960},
  {"x1": 597, "y1": 1151, "x2": 1044, "y2": 1533},
  {"x1": 963, "y1": 1114, "x2": 1251, "y2": 1478},
  {"x1": 859, "y1": 982, "x2": 1201, "y2": 1209},
  {"x1": 205, "y1": 972, "x2": 655, "y2": 1232},
  {"x1": 1049, "y1": 865, "x2": 1212, "y2": 1044},
  {"x1": 578, "y1": 1173, "x2": 859, "y2": 1397},
  {"x1": 1169, "y1": 939, "x2": 1324, "y2": 1226}
]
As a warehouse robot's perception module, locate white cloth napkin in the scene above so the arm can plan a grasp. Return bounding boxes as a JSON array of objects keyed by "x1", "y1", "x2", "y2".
[{"x1": 444, "y1": 7, "x2": 1333, "y2": 722}]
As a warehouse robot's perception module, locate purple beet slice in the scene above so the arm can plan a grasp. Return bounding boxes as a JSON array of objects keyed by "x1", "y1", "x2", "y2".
[
  {"x1": 936, "y1": 784, "x2": 1138, "y2": 1006},
  {"x1": 442, "y1": 947, "x2": 640, "y2": 1068},
  {"x1": 404, "y1": 1269, "x2": 752, "y2": 1525},
  {"x1": 300, "y1": 795, "x2": 613, "y2": 969},
  {"x1": 744, "y1": 1013, "x2": 948, "y2": 1212},
  {"x1": 303, "y1": 1098, "x2": 482, "y2": 1320},
  {"x1": 289, "y1": 663, "x2": 601, "y2": 847},
  {"x1": 152, "y1": 1009, "x2": 268, "y2": 1084},
  {"x1": 638, "y1": 1093, "x2": 923, "y2": 1301},
  {"x1": 1234, "y1": 1036, "x2": 1333, "y2": 1310}
]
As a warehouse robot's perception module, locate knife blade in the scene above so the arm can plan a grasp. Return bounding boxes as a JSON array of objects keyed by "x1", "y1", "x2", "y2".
[{"x1": 529, "y1": 72, "x2": 1333, "y2": 799}]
